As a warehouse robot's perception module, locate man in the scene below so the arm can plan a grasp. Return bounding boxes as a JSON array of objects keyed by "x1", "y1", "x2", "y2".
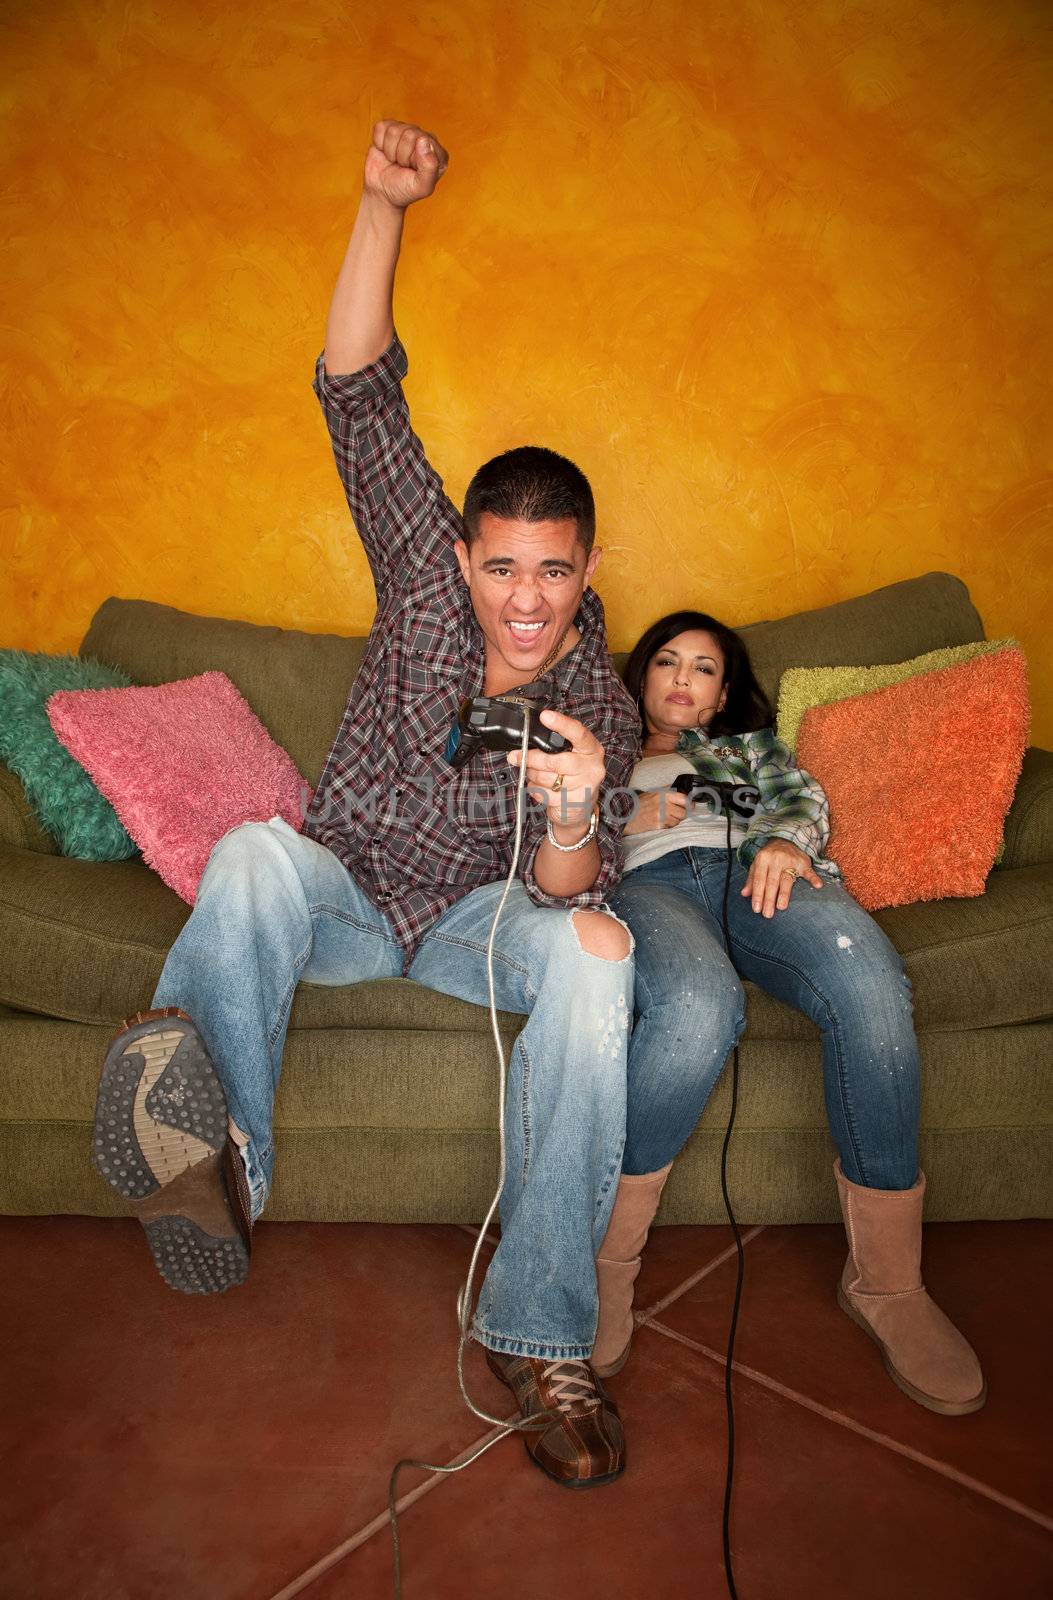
[{"x1": 92, "y1": 120, "x2": 641, "y2": 1487}]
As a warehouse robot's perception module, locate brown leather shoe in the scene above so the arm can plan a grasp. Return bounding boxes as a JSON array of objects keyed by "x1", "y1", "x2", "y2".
[
  {"x1": 486, "y1": 1350, "x2": 625, "y2": 1487},
  {"x1": 93, "y1": 1008, "x2": 252, "y2": 1294}
]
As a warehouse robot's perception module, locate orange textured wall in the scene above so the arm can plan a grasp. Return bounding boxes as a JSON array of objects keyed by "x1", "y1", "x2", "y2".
[{"x1": 3, "y1": 0, "x2": 1051, "y2": 739}]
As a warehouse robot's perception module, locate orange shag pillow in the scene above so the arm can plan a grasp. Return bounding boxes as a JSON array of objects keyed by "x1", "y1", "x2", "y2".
[{"x1": 795, "y1": 647, "x2": 1029, "y2": 911}]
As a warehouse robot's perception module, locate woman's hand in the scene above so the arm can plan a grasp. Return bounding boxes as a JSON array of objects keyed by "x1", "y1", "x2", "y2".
[
  {"x1": 742, "y1": 840, "x2": 822, "y2": 917},
  {"x1": 622, "y1": 788, "x2": 689, "y2": 837}
]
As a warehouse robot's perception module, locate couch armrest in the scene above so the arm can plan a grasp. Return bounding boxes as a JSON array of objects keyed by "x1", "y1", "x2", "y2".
[
  {"x1": 998, "y1": 748, "x2": 1053, "y2": 870},
  {"x1": 0, "y1": 765, "x2": 58, "y2": 855}
]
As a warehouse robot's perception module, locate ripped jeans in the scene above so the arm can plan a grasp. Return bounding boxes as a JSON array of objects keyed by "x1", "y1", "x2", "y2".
[
  {"x1": 152, "y1": 816, "x2": 632, "y2": 1360},
  {"x1": 609, "y1": 848, "x2": 920, "y2": 1189}
]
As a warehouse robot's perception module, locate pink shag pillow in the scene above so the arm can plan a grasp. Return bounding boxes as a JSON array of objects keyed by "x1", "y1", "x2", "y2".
[
  {"x1": 795, "y1": 647, "x2": 1029, "y2": 911},
  {"x1": 47, "y1": 671, "x2": 310, "y2": 905}
]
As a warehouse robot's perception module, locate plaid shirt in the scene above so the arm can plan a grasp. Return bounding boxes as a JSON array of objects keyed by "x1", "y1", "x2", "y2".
[
  {"x1": 302, "y1": 335, "x2": 641, "y2": 969},
  {"x1": 677, "y1": 727, "x2": 841, "y2": 878}
]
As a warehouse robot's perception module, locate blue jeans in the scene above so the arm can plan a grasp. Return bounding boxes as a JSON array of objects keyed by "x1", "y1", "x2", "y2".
[
  {"x1": 609, "y1": 848, "x2": 920, "y2": 1189},
  {"x1": 153, "y1": 816, "x2": 632, "y2": 1360}
]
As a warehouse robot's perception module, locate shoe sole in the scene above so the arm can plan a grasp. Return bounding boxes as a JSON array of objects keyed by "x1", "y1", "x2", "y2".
[
  {"x1": 527, "y1": 1452, "x2": 625, "y2": 1490},
  {"x1": 837, "y1": 1285, "x2": 987, "y2": 1415},
  {"x1": 93, "y1": 1010, "x2": 249, "y2": 1295}
]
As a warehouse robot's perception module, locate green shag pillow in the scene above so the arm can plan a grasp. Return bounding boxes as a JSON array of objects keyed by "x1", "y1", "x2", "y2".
[
  {"x1": 0, "y1": 651, "x2": 137, "y2": 859},
  {"x1": 776, "y1": 638, "x2": 1013, "y2": 752}
]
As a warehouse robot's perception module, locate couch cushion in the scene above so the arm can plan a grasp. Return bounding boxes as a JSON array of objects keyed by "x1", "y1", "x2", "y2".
[
  {"x1": 775, "y1": 637, "x2": 1012, "y2": 753},
  {"x1": 0, "y1": 850, "x2": 522, "y2": 1033},
  {"x1": 0, "y1": 852, "x2": 189, "y2": 1025},
  {"x1": 873, "y1": 865, "x2": 1053, "y2": 1031},
  {"x1": 0, "y1": 650, "x2": 138, "y2": 862},
  {"x1": 4, "y1": 1016, "x2": 1049, "y2": 1145},
  {"x1": 3, "y1": 847, "x2": 1049, "y2": 1035},
  {"x1": 795, "y1": 646, "x2": 1030, "y2": 911},
  {"x1": 3, "y1": 1014, "x2": 1049, "y2": 1220},
  {"x1": 81, "y1": 598, "x2": 365, "y2": 788},
  {"x1": 49, "y1": 670, "x2": 310, "y2": 905}
]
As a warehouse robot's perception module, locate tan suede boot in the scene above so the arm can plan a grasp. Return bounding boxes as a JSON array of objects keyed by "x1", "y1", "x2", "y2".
[
  {"x1": 591, "y1": 1164, "x2": 673, "y2": 1379},
  {"x1": 834, "y1": 1159, "x2": 986, "y2": 1415}
]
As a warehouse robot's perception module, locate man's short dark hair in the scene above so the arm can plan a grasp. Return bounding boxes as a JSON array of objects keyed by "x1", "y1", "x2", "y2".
[{"x1": 462, "y1": 446, "x2": 596, "y2": 553}]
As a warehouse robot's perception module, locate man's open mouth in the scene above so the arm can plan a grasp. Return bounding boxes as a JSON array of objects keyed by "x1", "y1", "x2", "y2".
[{"x1": 505, "y1": 620, "x2": 548, "y2": 645}]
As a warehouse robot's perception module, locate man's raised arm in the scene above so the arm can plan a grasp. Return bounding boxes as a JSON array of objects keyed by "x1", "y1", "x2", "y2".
[
  {"x1": 315, "y1": 121, "x2": 457, "y2": 593},
  {"x1": 324, "y1": 120, "x2": 448, "y2": 375}
]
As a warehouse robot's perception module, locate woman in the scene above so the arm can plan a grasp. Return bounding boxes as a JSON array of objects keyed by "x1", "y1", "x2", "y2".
[{"x1": 592, "y1": 609, "x2": 985, "y2": 1416}]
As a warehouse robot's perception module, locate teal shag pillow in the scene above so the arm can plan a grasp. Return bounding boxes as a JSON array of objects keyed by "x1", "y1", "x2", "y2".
[{"x1": 0, "y1": 651, "x2": 137, "y2": 859}]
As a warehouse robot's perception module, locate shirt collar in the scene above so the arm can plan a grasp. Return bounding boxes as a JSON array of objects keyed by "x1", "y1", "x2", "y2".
[
  {"x1": 679, "y1": 728, "x2": 748, "y2": 762},
  {"x1": 536, "y1": 588, "x2": 608, "y2": 692}
]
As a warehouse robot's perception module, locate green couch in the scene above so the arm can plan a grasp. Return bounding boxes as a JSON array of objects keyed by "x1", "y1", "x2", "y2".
[{"x1": 1, "y1": 572, "x2": 1051, "y2": 1223}]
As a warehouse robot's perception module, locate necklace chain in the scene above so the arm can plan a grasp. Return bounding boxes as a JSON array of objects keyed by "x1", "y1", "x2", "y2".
[{"x1": 528, "y1": 623, "x2": 571, "y2": 685}]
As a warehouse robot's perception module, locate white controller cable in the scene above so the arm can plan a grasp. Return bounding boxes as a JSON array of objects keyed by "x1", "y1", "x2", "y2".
[{"x1": 387, "y1": 711, "x2": 539, "y2": 1597}]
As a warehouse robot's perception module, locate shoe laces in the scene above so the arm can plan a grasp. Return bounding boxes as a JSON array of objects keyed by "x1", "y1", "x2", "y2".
[{"x1": 540, "y1": 1359, "x2": 601, "y2": 1414}]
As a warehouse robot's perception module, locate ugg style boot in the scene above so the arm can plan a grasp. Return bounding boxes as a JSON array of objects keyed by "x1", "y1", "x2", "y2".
[
  {"x1": 834, "y1": 1159, "x2": 986, "y2": 1415},
  {"x1": 591, "y1": 1163, "x2": 673, "y2": 1379}
]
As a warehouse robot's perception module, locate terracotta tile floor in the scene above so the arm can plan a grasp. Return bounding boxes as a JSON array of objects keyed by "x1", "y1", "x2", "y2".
[{"x1": 1, "y1": 1216, "x2": 1050, "y2": 1600}]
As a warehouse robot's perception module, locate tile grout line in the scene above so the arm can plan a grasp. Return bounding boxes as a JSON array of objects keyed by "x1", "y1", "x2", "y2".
[
  {"x1": 637, "y1": 1225, "x2": 767, "y2": 1322},
  {"x1": 644, "y1": 1316, "x2": 1053, "y2": 1537},
  {"x1": 266, "y1": 1224, "x2": 814, "y2": 1599},
  {"x1": 264, "y1": 1418, "x2": 517, "y2": 1600},
  {"x1": 263, "y1": 1228, "x2": 765, "y2": 1598}
]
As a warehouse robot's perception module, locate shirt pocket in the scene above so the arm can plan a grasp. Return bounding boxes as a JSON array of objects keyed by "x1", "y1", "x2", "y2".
[{"x1": 398, "y1": 614, "x2": 465, "y2": 754}]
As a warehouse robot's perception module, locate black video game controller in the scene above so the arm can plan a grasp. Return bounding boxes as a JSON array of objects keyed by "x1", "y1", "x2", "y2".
[
  {"x1": 445, "y1": 694, "x2": 572, "y2": 770},
  {"x1": 671, "y1": 773, "x2": 761, "y2": 819}
]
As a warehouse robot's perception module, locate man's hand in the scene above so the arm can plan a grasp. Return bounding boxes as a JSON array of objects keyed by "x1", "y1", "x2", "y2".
[
  {"x1": 323, "y1": 120, "x2": 449, "y2": 377},
  {"x1": 507, "y1": 708, "x2": 606, "y2": 838},
  {"x1": 365, "y1": 120, "x2": 449, "y2": 211},
  {"x1": 742, "y1": 840, "x2": 823, "y2": 918}
]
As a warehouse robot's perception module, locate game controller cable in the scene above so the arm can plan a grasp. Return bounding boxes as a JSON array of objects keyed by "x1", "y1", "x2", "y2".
[
  {"x1": 386, "y1": 713, "x2": 750, "y2": 1600},
  {"x1": 387, "y1": 711, "x2": 538, "y2": 1598},
  {"x1": 715, "y1": 796, "x2": 746, "y2": 1600}
]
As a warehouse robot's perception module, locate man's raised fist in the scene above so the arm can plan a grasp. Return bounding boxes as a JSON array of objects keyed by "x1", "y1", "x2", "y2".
[{"x1": 365, "y1": 120, "x2": 449, "y2": 209}]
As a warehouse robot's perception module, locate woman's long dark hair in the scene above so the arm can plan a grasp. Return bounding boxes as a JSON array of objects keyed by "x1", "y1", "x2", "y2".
[{"x1": 622, "y1": 610, "x2": 774, "y2": 740}]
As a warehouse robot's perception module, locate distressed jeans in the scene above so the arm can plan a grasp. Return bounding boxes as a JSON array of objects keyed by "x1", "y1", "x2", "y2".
[
  {"x1": 153, "y1": 816, "x2": 632, "y2": 1360},
  {"x1": 609, "y1": 848, "x2": 920, "y2": 1189}
]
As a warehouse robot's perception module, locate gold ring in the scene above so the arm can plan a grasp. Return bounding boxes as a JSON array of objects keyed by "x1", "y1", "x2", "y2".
[
  {"x1": 779, "y1": 867, "x2": 798, "y2": 879},
  {"x1": 551, "y1": 772, "x2": 564, "y2": 791}
]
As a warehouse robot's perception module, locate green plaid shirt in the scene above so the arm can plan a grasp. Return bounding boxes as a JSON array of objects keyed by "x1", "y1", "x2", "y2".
[{"x1": 677, "y1": 728, "x2": 841, "y2": 879}]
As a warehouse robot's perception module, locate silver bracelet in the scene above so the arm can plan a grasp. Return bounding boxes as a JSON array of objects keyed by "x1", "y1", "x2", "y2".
[{"x1": 545, "y1": 808, "x2": 599, "y2": 853}]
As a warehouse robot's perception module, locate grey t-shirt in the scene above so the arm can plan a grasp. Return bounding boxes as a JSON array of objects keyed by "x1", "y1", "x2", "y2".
[{"x1": 621, "y1": 753, "x2": 747, "y2": 874}]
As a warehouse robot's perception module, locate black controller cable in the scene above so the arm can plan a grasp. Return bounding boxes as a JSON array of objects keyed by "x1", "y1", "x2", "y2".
[{"x1": 716, "y1": 794, "x2": 744, "y2": 1600}]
